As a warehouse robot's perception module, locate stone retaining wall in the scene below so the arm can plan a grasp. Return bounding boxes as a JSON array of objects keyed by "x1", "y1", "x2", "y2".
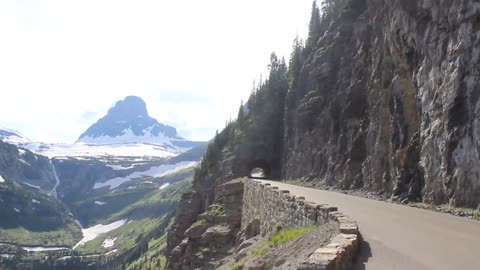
[{"x1": 242, "y1": 179, "x2": 360, "y2": 269}]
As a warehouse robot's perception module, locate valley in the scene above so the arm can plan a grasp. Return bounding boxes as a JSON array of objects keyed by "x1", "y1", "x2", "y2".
[{"x1": 0, "y1": 96, "x2": 206, "y2": 270}]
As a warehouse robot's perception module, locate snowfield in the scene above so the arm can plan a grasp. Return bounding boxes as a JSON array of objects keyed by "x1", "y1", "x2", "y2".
[
  {"x1": 73, "y1": 219, "x2": 127, "y2": 249},
  {"x1": 1, "y1": 127, "x2": 190, "y2": 158},
  {"x1": 101, "y1": 237, "x2": 116, "y2": 248},
  {"x1": 21, "y1": 142, "x2": 181, "y2": 159},
  {"x1": 93, "y1": 161, "x2": 197, "y2": 190},
  {"x1": 79, "y1": 126, "x2": 181, "y2": 145}
]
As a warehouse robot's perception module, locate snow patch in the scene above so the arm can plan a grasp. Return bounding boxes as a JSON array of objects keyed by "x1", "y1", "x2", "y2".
[
  {"x1": 94, "y1": 201, "x2": 106, "y2": 205},
  {"x1": 75, "y1": 219, "x2": 83, "y2": 229},
  {"x1": 23, "y1": 246, "x2": 68, "y2": 252},
  {"x1": 23, "y1": 182, "x2": 40, "y2": 189},
  {"x1": 50, "y1": 161, "x2": 60, "y2": 198},
  {"x1": 18, "y1": 149, "x2": 26, "y2": 155},
  {"x1": 107, "y1": 164, "x2": 135, "y2": 170},
  {"x1": 73, "y1": 219, "x2": 127, "y2": 249},
  {"x1": 13, "y1": 208, "x2": 20, "y2": 213},
  {"x1": 159, "y1": 183, "x2": 170, "y2": 189},
  {"x1": 106, "y1": 249, "x2": 117, "y2": 255},
  {"x1": 94, "y1": 161, "x2": 196, "y2": 190},
  {"x1": 0, "y1": 174, "x2": 4, "y2": 183},
  {"x1": 79, "y1": 126, "x2": 176, "y2": 145},
  {"x1": 19, "y1": 159, "x2": 30, "y2": 166},
  {"x1": 102, "y1": 237, "x2": 116, "y2": 248},
  {"x1": 32, "y1": 199, "x2": 40, "y2": 204},
  {"x1": 0, "y1": 127, "x2": 31, "y2": 144}
]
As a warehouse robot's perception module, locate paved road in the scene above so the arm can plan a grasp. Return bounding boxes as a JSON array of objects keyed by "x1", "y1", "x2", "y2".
[{"x1": 259, "y1": 180, "x2": 480, "y2": 270}]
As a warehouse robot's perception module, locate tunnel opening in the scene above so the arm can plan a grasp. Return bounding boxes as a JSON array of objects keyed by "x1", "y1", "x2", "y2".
[{"x1": 248, "y1": 160, "x2": 271, "y2": 179}]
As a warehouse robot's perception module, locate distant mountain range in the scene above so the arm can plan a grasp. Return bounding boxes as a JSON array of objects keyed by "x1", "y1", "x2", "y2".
[{"x1": 0, "y1": 96, "x2": 205, "y2": 158}]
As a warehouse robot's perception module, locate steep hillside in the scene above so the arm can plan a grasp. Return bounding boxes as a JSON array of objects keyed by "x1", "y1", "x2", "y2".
[
  {"x1": 0, "y1": 141, "x2": 81, "y2": 246},
  {"x1": 168, "y1": 0, "x2": 480, "y2": 266}
]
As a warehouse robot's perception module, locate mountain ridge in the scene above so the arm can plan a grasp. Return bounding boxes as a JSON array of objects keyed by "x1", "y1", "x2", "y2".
[
  {"x1": 78, "y1": 96, "x2": 183, "y2": 144},
  {"x1": 0, "y1": 96, "x2": 205, "y2": 158}
]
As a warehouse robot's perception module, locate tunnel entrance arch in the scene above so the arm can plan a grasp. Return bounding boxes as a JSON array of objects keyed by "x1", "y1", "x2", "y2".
[{"x1": 247, "y1": 160, "x2": 271, "y2": 179}]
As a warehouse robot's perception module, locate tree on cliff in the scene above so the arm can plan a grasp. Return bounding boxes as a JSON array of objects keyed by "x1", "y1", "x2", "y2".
[
  {"x1": 194, "y1": 52, "x2": 288, "y2": 182},
  {"x1": 307, "y1": 1, "x2": 321, "y2": 48}
]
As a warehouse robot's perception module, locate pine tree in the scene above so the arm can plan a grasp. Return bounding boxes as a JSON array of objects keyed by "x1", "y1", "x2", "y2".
[
  {"x1": 307, "y1": 1, "x2": 321, "y2": 48},
  {"x1": 288, "y1": 36, "x2": 304, "y2": 84}
]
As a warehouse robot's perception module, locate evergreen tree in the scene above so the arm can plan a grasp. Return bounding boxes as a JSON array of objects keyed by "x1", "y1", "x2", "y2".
[
  {"x1": 307, "y1": 1, "x2": 321, "y2": 48},
  {"x1": 288, "y1": 36, "x2": 304, "y2": 85}
]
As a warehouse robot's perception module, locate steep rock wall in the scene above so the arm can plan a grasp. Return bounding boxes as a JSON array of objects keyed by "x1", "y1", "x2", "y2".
[{"x1": 284, "y1": 0, "x2": 480, "y2": 207}]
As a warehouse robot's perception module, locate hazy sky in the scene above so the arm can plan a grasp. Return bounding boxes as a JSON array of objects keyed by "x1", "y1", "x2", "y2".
[{"x1": 0, "y1": 0, "x2": 313, "y2": 143}]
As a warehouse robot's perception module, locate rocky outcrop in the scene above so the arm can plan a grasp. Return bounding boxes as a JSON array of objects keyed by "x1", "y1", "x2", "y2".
[
  {"x1": 168, "y1": 180, "x2": 244, "y2": 270},
  {"x1": 167, "y1": 190, "x2": 203, "y2": 259},
  {"x1": 283, "y1": 0, "x2": 480, "y2": 207}
]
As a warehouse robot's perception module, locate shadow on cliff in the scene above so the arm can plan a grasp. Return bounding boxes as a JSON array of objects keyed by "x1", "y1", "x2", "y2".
[{"x1": 353, "y1": 233, "x2": 372, "y2": 270}]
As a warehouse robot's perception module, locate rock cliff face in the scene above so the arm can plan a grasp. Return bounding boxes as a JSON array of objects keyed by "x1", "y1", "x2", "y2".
[
  {"x1": 284, "y1": 0, "x2": 480, "y2": 207},
  {"x1": 168, "y1": 0, "x2": 480, "y2": 267}
]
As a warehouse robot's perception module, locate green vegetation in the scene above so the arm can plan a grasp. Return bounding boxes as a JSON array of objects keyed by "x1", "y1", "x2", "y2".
[
  {"x1": 251, "y1": 241, "x2": 270, "y2": 257},
  {"x1": 274, "y1": 222, "x2": 284, "y2": 233},
  {"x1": 229, "y1": 262, "x2": 245, "y2": 270},
  {"x1": 208, "y1": 204, "x2": 226, "y2": 216},
  {"x1": 194, "y1": 50, "x2": 288, "y2": 183},
  {"x1": 250, "y1": 226, "x2": 316, "y2": 259},
  {"x1": 0, "y1": 172, "x2": 192, "y2": 270},
  {"x1": 69, "y1": 167, "x2": 193, "y2": 227},
  {"x1": 192, "y1": 219, "x2": 206, "y2": 227},
  {"x1": 0, "y1": 222, "x2": 81, "y2": 247},
  {"x1": 0, "y1": 161, "x2": 82, "y2": 247},
  {"x1": 125, "y1": 218, "x2": 175, "y2": 270},
  {"x1": 270, "y1": 226, "x2": 316, "y2": 247}
]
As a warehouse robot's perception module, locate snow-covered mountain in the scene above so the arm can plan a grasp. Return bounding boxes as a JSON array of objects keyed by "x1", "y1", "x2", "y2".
[
  {"x1": 0, "y1": 96, "x2": 204, "y2": 159},
  {"x1": 78, "y1": 96, "x2": 184, "y2": 145},
  {"x1": 0, "y1": 127, "x2": 32, "y2": 144}
]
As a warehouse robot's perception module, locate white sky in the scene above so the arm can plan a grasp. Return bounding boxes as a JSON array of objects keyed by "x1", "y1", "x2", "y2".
[{"x1": 0, "y1": 0, "x2": 313, "y2": 143}]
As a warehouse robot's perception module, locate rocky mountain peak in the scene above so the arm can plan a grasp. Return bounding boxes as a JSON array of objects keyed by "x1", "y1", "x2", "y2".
[
  {"x1": 107, "y1": 95, "x2": 149, "y2": 121},
  {"x1": 78, "y1": 96, "x2": 181, "y2": 144}
]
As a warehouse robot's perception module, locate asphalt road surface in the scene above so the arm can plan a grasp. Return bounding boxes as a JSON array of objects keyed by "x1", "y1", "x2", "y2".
[{"x1": 259, "y1": 180, "x2": 480, "y2": 270}]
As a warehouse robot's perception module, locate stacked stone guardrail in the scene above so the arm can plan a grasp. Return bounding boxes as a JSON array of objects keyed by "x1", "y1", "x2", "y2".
[{"x1": 242, "y1": 179, "x2": 359, "y2": 269}]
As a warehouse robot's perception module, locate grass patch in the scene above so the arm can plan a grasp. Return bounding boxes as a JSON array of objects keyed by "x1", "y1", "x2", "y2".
[
  {"x1": 250, "y1": 226, "x2": 316, "y2": 258},
  {"x1": 208, "y1": 205, "x2": 225, "y2": 216},
  {"x1": 251, "y1": 241, "x2": 269, "y2": 257},
  {"x1": 75, "y1": 217, "x2": 165, "y2": 254},
  {"x1": 271, "y1": 226, "x2": 316, "y2": 247},
  {"x1": 192, "y1": 219, "x2": 206, "y2": 227},
  {"x1": 0, "y1": 222, "x2": 81, "y2": 247},
  {"x1": 230, "y1": 262, "x2": 244, "y2": 270}
]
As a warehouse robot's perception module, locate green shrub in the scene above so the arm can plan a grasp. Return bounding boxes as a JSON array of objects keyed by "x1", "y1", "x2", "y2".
[
  {"x1": 274, "y1": 222, "x2": 284, "y2": 232},
  {"x1": 208, "y1": 205, "x2": 226, "y2": 216}
]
